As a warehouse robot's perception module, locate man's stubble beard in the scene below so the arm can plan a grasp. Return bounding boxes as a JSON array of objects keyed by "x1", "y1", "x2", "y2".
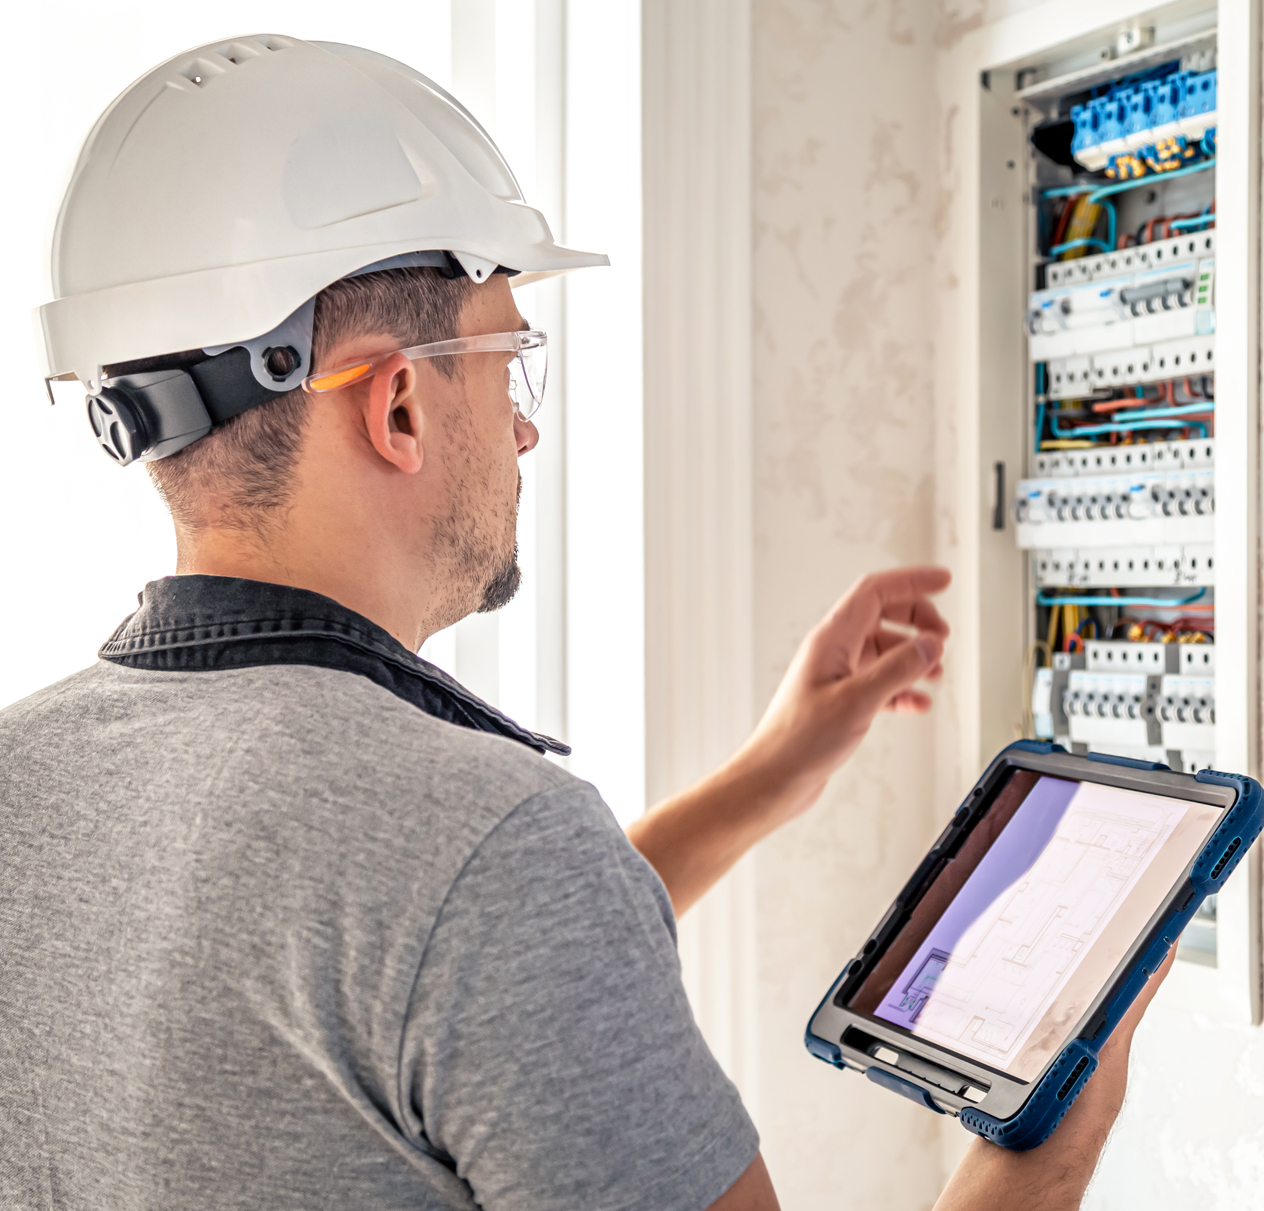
[
  {"x1": 477, "y1": 534, "x2": 521, "y2": 612},
  {"x1": 432, "y1": 468, "x2": 521, "y2": 619},
  {"x1": 477, "y1": 469, "x2": 522, "y2": 612}
]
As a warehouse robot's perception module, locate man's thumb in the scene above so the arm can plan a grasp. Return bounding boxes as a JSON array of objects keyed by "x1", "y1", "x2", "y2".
[{"x1": 852, "y1": 632, "x2": 943, "y2": 714}]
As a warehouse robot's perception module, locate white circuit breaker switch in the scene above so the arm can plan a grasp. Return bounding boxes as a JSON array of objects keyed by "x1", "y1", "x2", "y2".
[
  {"x1": 1049, "y1": 651, "x2": 1084, "y2": 740},
  {"x1": 1130, "y1": 260, "x2": 1202, "y2": 345},
  {"x1": 1159, "y1": 673, "x2": 1216, "y2": 751},
  {"x1": 1064, "y1": 669, "x2": 1161, "y2": 748},
  {"x1": 1032, "y1": 667, "x2": 1054, "y2": 739},
  {"x1": 1045, "y1": 335, "x2": 1215, "y2": 395},
  {"x1": 1180, "y1": 644, "x2": 1216, "y2": 675}
]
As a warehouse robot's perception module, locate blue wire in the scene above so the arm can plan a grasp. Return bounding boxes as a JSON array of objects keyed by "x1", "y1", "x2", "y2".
[
  {"x1": 1043, "y1": 158, "x2": 1216, "y2": 200},
  {"x1": 1037, "y1": 588, "x2": 1208, "y2": 608},
  {"x1": 1170, "y1": 214, "x2": 1215, "y2": 229},
  {"x1": 1100, "y1": 199, "x2": 1116, "y2": 251},
  {"x1": 1086, "y1": 158, "x2": 1216, "y2": 203},
  {"x1": 1110, "y1": 402, "x2": 1216, "y2": 423},
  {"x1": 1045, "y1": 182, "x2": 1099, "y2": 198},
  {"x1": 1034, "y1": 364, "x2": 1046, "y2": 454},
  {"x1": 1050, "y1": 237, "x2": 1110, "y2": 256},
  {"x1": 1050, "y1": 414, "x2": 1199, "y2": 439}
]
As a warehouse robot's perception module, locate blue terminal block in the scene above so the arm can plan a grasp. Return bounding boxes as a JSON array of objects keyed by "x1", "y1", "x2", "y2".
[
  {"x1": 1145, "y1": 77, "x2": 1177, "y2": 132},
  {"x1": 1181, "y1": 70, "x2": 1217, "y2": 120},
  {"x1": 1070, "y1": 67, "x2": 1216, "y2": 172}
]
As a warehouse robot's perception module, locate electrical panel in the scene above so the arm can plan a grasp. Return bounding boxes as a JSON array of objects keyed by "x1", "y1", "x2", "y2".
[{"x1": 1016, "y1": 35, "x2": 1219, "y2": 962}]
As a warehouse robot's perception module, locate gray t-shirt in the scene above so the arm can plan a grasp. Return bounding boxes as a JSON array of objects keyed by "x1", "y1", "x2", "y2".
[{"x1": 0, "y1": 660, "x2": 757, "y2": 1209}]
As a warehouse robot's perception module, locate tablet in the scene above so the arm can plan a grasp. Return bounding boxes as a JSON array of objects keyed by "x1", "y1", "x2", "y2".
[{"x1": 805, "y1": 741, "x2": 1264, "y2": 1151}]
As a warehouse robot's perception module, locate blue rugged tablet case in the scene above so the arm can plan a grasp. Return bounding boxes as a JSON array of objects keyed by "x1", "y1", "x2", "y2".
[{"x1": 804, "y1": 740, "x2": 1264, "y2": 1152}]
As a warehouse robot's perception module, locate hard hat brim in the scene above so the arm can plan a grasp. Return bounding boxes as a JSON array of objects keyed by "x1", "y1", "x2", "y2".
[{"x1": 38, "y1": 240, "x2": 608, "y2": 387}]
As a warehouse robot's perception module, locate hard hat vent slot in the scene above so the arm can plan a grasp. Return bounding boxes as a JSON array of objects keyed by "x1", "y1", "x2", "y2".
[
  {"x1": 216, "y1": 41, "x2": 264, "y2": 66},
  {"x1": 180, "y1": 59, "x2": 225, "y2": 88}
]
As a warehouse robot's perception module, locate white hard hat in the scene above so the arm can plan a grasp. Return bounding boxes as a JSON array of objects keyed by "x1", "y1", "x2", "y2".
[{"x1": 36, "y1": 33, "x2": 608, "y2": 463}]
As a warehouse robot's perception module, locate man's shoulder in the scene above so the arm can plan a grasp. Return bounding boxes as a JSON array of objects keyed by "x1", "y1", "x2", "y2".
[
  {"x1": 274, "y1": 661, "x2": 581, "y2": 810},
  {"x1": 0, "y1": 661, "x2": 113, "y2": 734},
  {"x1": 1, "y1": 658, "x2": 584, "y2": 831}
]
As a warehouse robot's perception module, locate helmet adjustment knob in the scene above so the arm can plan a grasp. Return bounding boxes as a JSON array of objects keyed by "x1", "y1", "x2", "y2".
[
  {"x1": 263, "y1": 346, "x2": 300, "y2": 380},
  {"x1": 87, "y1": 389, "x2": 147, "y2": 466}
]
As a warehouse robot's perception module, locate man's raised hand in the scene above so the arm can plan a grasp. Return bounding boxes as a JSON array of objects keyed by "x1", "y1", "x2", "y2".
[
  {"x1": 729, "y1": 565, "x2": 951, "y2": 830},
  {"x1": 627, "y1": 566, "x2": 951, "y2": 915}
]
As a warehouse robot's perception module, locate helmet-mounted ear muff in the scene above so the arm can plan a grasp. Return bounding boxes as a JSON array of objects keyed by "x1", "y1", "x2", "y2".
[{"x1": 82, "y1": 297, "x2": 315, "y2": 465}]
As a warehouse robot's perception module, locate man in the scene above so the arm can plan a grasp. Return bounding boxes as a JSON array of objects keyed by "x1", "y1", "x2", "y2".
[{"x1": 2, "y1": 34, "x2": 1166, "y2": 1210}]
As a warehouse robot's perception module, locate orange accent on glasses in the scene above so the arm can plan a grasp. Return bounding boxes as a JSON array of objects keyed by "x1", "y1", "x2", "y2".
[{"x1": 306, "y1": 362, "x2": 372, "y2": 392}]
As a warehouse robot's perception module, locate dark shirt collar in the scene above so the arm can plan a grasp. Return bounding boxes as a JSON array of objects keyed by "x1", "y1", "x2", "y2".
[{"x1": 99, "y1": 575, "x2": 569, "y2": 757}]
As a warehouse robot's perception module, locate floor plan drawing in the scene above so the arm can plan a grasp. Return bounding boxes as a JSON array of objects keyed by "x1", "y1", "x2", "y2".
[
  {"x1": 875, "y1": 778, "x2": 1194, "y2": 1072},
  {"x1": 896, "y1": 949, "x2": 951, "y2": 1024}
]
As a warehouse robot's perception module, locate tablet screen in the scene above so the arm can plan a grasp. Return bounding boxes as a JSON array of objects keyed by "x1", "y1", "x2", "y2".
[{"x1": 847, "y1": 771, "x2": 1224, "y2": 1081}]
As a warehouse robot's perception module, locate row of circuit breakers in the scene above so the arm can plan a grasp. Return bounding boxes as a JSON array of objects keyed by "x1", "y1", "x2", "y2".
[
  {"x1": 1020, "y1": 74, "x2": 1216, "y2": 772},
  {"x1": 1029, "y1": 231, "x2": 1215, "y2": 369},
  {"x1": 1032, "y1": 641, "x2": 1215, "y2": 774}
]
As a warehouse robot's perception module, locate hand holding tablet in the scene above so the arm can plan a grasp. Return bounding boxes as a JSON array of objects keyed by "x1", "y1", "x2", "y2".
[{"x1": 806, "y1": 742, "x2": 1263, "y2": 1151}]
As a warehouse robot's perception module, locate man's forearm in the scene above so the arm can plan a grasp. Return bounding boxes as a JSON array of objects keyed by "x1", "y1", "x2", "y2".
[{"x1": 626, "y1": 751, "x2": 805, "y2": 916}]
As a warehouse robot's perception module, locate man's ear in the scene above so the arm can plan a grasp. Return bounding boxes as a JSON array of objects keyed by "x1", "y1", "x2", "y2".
[{"x1": 363, "y1": 352, "x2": 425, "y2": 474}]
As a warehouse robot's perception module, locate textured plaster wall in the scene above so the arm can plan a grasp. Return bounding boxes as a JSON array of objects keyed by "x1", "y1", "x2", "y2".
[{"x1": 751, "y1": 3, "x2": 946, "y2": 1207}]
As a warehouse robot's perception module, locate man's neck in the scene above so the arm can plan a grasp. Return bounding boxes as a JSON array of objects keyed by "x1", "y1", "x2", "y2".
[{"x1": 174, "y1": 524, "x2": 438, "y2": 652}]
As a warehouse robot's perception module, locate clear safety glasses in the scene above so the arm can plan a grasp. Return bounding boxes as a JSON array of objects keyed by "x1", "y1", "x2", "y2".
[{"x1": 301, "y1": 329, "x2": 548, "y2": 420}]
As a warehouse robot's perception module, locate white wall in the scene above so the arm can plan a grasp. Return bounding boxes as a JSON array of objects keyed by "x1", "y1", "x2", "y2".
[{"x1": 749, "y1": 3, "x2": 946, "y2": 1207}]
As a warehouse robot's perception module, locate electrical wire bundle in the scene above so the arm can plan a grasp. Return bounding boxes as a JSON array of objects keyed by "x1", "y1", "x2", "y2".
[
  {"x1": 1043, "y1": 153, "x2": 1215, "y2": 260},
  {"x1": 1036, "y1": 375, "x2": 1214, "y2": 450},
  {"x1": 1041, "y1": 597, "x2": 1214, "y2": 655}
]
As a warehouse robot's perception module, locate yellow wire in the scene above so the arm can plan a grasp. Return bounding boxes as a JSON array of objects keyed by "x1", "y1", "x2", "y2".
[{"x1": 1062, "y1": 196, "x2": 1104, "y2": 260}]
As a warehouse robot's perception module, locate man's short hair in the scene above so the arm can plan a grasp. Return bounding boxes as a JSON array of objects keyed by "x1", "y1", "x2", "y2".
[{"x1": 147, "y1": 267, "x2": 472, "y2": 530}]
